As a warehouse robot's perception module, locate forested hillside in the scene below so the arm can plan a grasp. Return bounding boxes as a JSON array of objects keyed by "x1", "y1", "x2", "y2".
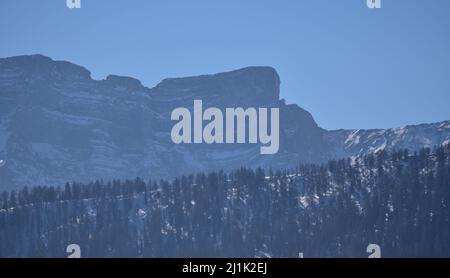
[{"x1": 1, "y1": 144, "x2": 449, "y2": 258}]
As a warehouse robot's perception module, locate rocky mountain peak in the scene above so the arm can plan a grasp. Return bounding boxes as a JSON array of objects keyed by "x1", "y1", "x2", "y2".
[
  {"x1": 152, "y1": 66, "x2": 280, "y2": 107},
  {"x1": 0, "y1": 54, "x2": 92, "y2": 81},
  {"x1": 0, "y1": 55, "x2": 449, "y2": 191},
  {"x1": 104, "y1": 74, "x2": 145, "y2": 92}
]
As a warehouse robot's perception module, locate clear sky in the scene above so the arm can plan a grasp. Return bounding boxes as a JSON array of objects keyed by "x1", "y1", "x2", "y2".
[{"x1": 1, "y1": 0, "x2": 449, "y2": 130}]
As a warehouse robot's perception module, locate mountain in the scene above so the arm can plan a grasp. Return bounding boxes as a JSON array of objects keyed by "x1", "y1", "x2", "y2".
[
  {"x1": 327, "y1": 121, "x2": 450, "y2": 159},
  {"x1": 0, "y1": 54, "x2": 449, "y2": 190},
  {"x1": 1, "y1": 146, "x2": 449, "y2": 257}
]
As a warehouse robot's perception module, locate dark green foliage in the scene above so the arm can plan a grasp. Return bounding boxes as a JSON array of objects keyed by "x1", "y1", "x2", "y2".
[{"x1": 0, "y1": 146, "x2": 449, "y2": 258}]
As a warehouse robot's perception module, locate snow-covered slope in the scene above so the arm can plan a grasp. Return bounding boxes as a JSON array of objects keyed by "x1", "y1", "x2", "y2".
[{"x1": 326, "y1": 121, "x2": 450, "y2": 159}]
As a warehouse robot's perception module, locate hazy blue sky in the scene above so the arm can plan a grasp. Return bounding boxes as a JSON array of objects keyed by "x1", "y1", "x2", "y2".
[{"x1": 1, "y1": 0, "x2": 449, "y2": 129}]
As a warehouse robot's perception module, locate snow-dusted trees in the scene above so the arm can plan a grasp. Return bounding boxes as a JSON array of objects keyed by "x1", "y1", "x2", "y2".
[{"x1": 0, "y1": 145, "x2": 449, "y2": 257}]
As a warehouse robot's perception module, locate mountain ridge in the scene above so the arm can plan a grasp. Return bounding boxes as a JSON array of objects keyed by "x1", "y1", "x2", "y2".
[{"x1": 0, "y1": 54, "x2": 449, "y2": 190}]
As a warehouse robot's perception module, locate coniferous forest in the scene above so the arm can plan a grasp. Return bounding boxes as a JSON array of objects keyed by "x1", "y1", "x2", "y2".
[{"x1": 0, "y1": 145, "x2": 449, "y2": 258}]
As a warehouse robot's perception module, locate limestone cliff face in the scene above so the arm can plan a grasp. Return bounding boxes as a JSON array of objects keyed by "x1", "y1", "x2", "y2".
[{"x1": 0, "y1": 55, "x2": 448, "y2": 190}]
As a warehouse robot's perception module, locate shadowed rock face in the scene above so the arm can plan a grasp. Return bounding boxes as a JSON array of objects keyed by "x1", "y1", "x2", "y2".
[{"x1": 0, "y1": 55, "x2": 449, "y2": 190}]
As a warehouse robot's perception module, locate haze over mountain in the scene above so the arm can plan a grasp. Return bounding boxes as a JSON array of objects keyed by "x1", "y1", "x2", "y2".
[{"x1": 0, "y1": 55, "x2": 449, "y2": 190}]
